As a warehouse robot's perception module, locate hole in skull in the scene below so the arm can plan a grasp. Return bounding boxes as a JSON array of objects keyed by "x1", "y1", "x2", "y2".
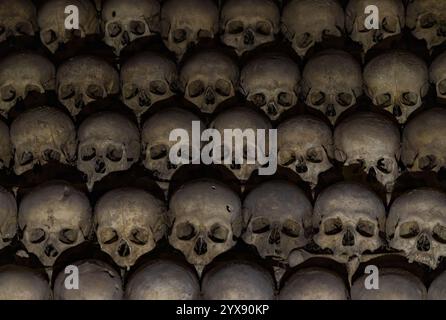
[
  {"x1": 296, "y1": 32, "x2": 313, "y2": 49},
  {"x1": 417, "y1": 233, "x2": 431, "y2": 252},
  {"x1": 420, "y1": 13, "x2": 437, "y2": 29},
  {"x1": 86, "y1": 84, "x2": 104, "y2": 100},
  {"x1": 278, "y1": 92, "x2": 293, "y2": 107},
  {"x1": 95, "y1": 159, "x2": 106, "y2": 174},
  {"x1": 438, "y1": 79, "x2": 446, "y2": 96},
  {"x1": 118, "y1": 241, "x2": 130, "y2": 257},
  {"x1": 433, "y1": 224, "x2": 446, "y2": 244},
  {"x1": 310, "y1": 91, "x2": 325, "y2": 106},
  {"x1": 208, "y1": 224, "x2": 228, "y2": 243},
  {"x1": 130, "y1": 20, "x2": 146, "y2": 35},
  {"x1": 123, "y1": 84, "x2": 138, "y2": 99},
  {"x1": 377, "y1": 158, "x2": 393, "y2": 174},
  {"x1": 19, "y1": 151, "x2": 33, "y2": 166},
  {"x1": 188, "y1": 80, "x2": 205, "y2": 98},
  {"x1": 80, "y1": 146, "x2": 96, "y2": 161},
  {"x1": 138, "y1": 90, "x2": 151, "y2": 107},
  {"x1": 252, "y1": 93, "x2": 266, "y2": 107},
  {"x1": 149, "y1": 80, "x2": 167, "y2": 95},
  {"x1": 107, "y1": 22, "x2": 122, "y2": 37},
  {"x1": 130, "y1": 228, "x2": 149, "y2": 245},
  {"x1": 15, "y1": 21, "x2": 33, "y2": 35},
  {"x1": 251, "y1": 217, "x2": 270, "y2": 234},
  {"x1": 278, "y1": 149, "x2": 295, "y2": 166},
  {"x1": 342, "y1": 228, "x2": 355, "y2": 246},
  {"x1": 324, "y1": 218, "x2": 343, "y2": 235},
  {"x1": 282, "y1": 220, "x2": 300, "y2": 238},
  {"x1": 401, "y1": 92, "x2": 418, "y2": 107},
  {"x1": 399, "y1": 221, "x2": 420, "y2": 239},
  {"x1": 356, "y1": 219, "x2": 375, "y2": 237},
  {"x1": 337, "y1": 92, "x2": 353, "y2": 107},
  {"x1": 100, "y1": 228, "x2": 119, "y2": 244},
  {"x1": 418, "y1": 154, "x2": 437, "y2": 171},
  {"x1": 227, "y1": 20, "x2": 243, "y2": 34},
  {"x1": 215, "y1": 79, "x2": 231, "y2": 97},
  {"x1": 194, "y1": 237, "x2": 207, "y2": 255},
  {"x1": 256, "y1": 21, "x2": 272, "y2": 36},
  {"x1": 382, "y1": 16, "x2": 398, "y2": 33},
  {"x1": 306, "y1": 147, "x2": 323, "y2": 163},
  {"x1": 176, "y1": 222, "x2": 196, "y2": 241},
  {"x1": 29, "y1": 228, "x2": 46, "y2": 244},
  {"x1": 172, "y1": 28, "x2": 187, "y2": 43},
  {"x1": 1, "y1": 85, "x2": 16, "y2": 102},
  {"x1": 41, "y1": 29, "x2": 57, "y2": 44},
  {"x1": 43, "y1": 149, "x2": 61, "y2": 162},
  {"x1": 59, "y1": 228, "x2": 78, "y2": 244},
  {"x1": 106, "y1": 145, "x2": 123, "y2": 162},
  {"x1": 375, "y1": 93, "x2": 392, "y2": 107},
  {"x1": 44, "y1": 244, "x2": 58, "y2": 258},
  {"x1": 150, "y1": 144, "x2": 168, "y2": 160}
]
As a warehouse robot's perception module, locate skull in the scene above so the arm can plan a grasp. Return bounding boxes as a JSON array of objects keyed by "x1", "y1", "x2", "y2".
[
  {"x1": 11, "y1": 106, "x2": 77, "y2": 176},
  {"x1": 180, "y1": 50, "x2": 239, "y2": 114},
  {"x1": 125, "y1": 259, "x2": 200, "y2": 300},
  {"x1": 281, "y1": 0, "x2": 345, "y2": 58},
  {"x1": 301, "y1": 49, "x2": 362, "y2": 125},
  {"x1": 57, "y1": 56, "x2": 119, "y2": 117},
  {"x1": 142, "y1": 107, "x2": 204, "y2": 181},
  {"x1": 38, "y1": 0, "x2": 99, "y2": 53},
  {"x1": 0, "y1": 187, "x2": 16, "y2": 251},
  {"x1": 364, "y1": 50, "x2": 429, "y2": 124},
  {"x1": 0, "y1": 265, "x2": 51, "y2": 300},
  {"x1": 161, "y1": 0, "x2": 219, "y2": 59},
  {"x1": 279, "y1": 268, "x2": 348, "y2": 300},
  {"x1": 0, "y1": 0, "x2": 37, "y2": 43},
  {"x1": 242, "y1": 180, "x2": 312, "y2": 262},
  {"x1": 121, "y1": 51, "x2": 178, "y2": 120},
  {"x1": 0, "y1": 119, "x2": 11, "y2": 169},
  {"x1": 277, "y1": 115, "x2": 333, "y2": 188},
  {"x1": 95, "y1": 188, "x2": 167, "y2": 270},
  {"x1": 351, "y1": 268, "x2": 426, "y2": 300},
  {"x1": 77, "y1": 112, "x2": 140, "y2": 191},
  {"x1": 0, "y1": 53, "x2": 55, "y2": 118},
  {"x1": 168, "y1": 179, "x2": 242, "y2": 274},
  {"x1": 18, "y1": 181, "x2": 92, "y2": 268},
  {"x1": 220, "y1": 0, "x2": 280, "y2": 56},
  {"x1": 407, "y1": 0, "x2": 446, "y2": 51},
  {"x1": 334, "y1": 112, "x2": 401, "y2": 194},
  {"x1": 102, "y1": 0, "x2": 160, "y2": 55},
  {"x1": 346, "y1": 0, "x2": 405, "y2": 54},
  {"x1": 313, "y1": 182, "x2": 386, "y2": 261},
  {"x1": 428, "y1": 270, "x2": 446, "y2": 299},
  {"x1": 201, "y1": 261, "x2": 275, "y2": 300},
  {"x1": 240, "y1": 53, "x2": 300, "y2": 121},
  {"x1": 54, "y1": 260, "x2": 123, "y2": 300},
  {"x1": 429, "y1": 51, "x2": 446, "y2": 100},
  {"x1": 387, "y1": 188, "x2": 446, "y2": 269}
]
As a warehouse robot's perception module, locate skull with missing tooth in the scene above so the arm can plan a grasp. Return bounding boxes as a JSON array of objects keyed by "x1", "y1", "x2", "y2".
[
  {"x1": 387, "y1": 189, "x2": 446, "y2": 269},
  {"x1": 95, "y1": 188, "x2": 167, "y2": 269},
  {"x1": 57, "y1": 56, "x2": 119, "y2": 117},
  {"x1": 240, "y1": 53, "x2": 300, "y2": 120},
  {"x1": 0, "y1": 53, "x2": 55, "y2": 118},
  {"x1": 102, "y1": 0, "x2": 160, "y2": 55},
  {"x1": 11, "y1": 106, "x2": 77, "y2": 176},
  {"x1": 18, "y1": 181, "x2": 92, "y2": 268},
  {"x1": 0, "y1": 187, "x2": 16, "y2": 251},
  {"x1": 0, "y1": 0, "x2": 38, "y2": 43},
  {"x1": 364, "y1": 51, "x2": 429, "y2": 124},
  {"x1": 301, "y1": 50, "x2": 362, "y2": 124},
  {"x1": 0, "y1": 265, "x2": 51, "y2": 300},
  {"x1": 161, "y1": 0, "x2": 218, "y2": 59},
  {"x1": 277, "y1": 115, "x2": 333, "y2": 189},
  {"x1": 77, "y1": 112, "x2": 140, "y2": 191},
  {"x1": 281, "y1": 0, "x2": 345, "y2": 58},
  {"x1": 430, "y1": 52, "x2": 446, "y2": 100},
  {"x1": 220, "y1": 0, "x2": 280, "y2": 56},
  {"x1": 346, "y1": 0, "x2": 405, "y2": 54},
  {"x1": 313, "y1": 182, "x2": 386, "y2": 261},
  {"x1": 181, "y1": 50, "x2": 239, "y2": 114},
  {"x1": 242, "y1": 180, "x2": 312, "y2": 262},
  {"x1": 0, "y1": 120, "x2": 11, "y2": 169},
  {"x1": 38, "y1": 0, "x2": 99, "y2": 53},
  {"x1": 168, "y1": 180, "x2": 242, "y2": 274}
]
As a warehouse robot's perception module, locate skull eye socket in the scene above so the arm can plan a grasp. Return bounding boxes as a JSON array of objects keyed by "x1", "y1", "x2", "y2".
[
  {"x1": 188, "y1": 80, "x2": 205, "y2": 98},
  {"x1": 43, "y1": 149, "x2": 61, "y2": 162},
  {"x1": 375, "y1": 93, "x2": 392, "y2": 107},
  {"x1": 227, "y1": 20, "x2": 244, "y2": 34},
  {"x1": 438, "y1": 79, "x2": 446, "y2": 96},
  {"x1": 176, "y1": 222, "x2": 196, "y2": 241},
  {"x1": 130, "y1": 228, "x2": 149, "y2": 245},
  {"x1": 382, "y1": 16, "x2": 398, "y2": 33},
  {"x1": 399, "y1": 221, "x2": 420, "y2": 239},
  {"x1": 337, "y1": 92, "x2": 353, "y2": 107},
  {"x1": 150, "y1": 144, "x2": 168, "y2": 160},
  {"x1": 418, "y1": 154, "x2": 437, "y2": 171},
  {"x1": 1, "y1": 85, "x2": 16, "y2": 102},
  {"x1": 130, "y1": 20, "x2": 146, "y2": 35},
  {"x1": 41, "y1": 29, "x2": 57, "y2": 44},
  {"x1": 19, "y1": 151, "x2": 33, "y2": 166},
  {"x1": 295, "y1": 32, "x2": 313, "y2": 49},
  {"x1": 377, "y1": 158, "x2": 393, "y2": 174},
  {"x1": 149, "y1": 80, "x2": 167, "y2": 95},
  {"x1": 401, "y1": 92, "x2": 418, "y2": 107},
  {"x1": 420, "y1": 13, "x2": 437, "y2": 29},
  {"x1": 282, "y1": 220, "x2": 300, "y2": 238},
  {"x1": 29, "y1": 228, "x2": 46, "y2": 244},
  {"x1": 99, "y1": 228, "x2": 119, "y2": 244},
  {"x1": 15, "y1": 21, "x2": 33, "y2": 35},
  {"x1": 59, "y1": 228, "x2": 78, "y2": 244},
  {"x1": 107, "y1": 22, "x2": 122, "y2": 37},
  {"x1": 123, "y1": 83, "x2": 138, "y2": 99},
  {"x1": 278, "y1": 92, "x2": 293, "y2": 107},
  {"x1": 278, "y1": 149, "x2": 295, "y2": 166},
  {"x1": 251, "y1": 93, "x2": 266, "y2": 107},
  {"x1": 251, "y1": 217, "x2": 270, "y2": 234},
  {"x1": 356, "y1": 219, "x2": 375, "y2": 237},
  {"x1": 172, "y1": 28, "x2": 187, "y2": 43},
  {"x1": 107, "y1": 145, "x2": 123, "y2": 162},
  {"x1": 86, "y1": 84, "x2": 105, "y2": 100},
  {"x1": 59, "y1": 84, "x2": 75, "y2": 100},
  {"x1": 306, "y1": 147, "x2": 323, "y2": 163},
  {"x1": 215, "y1": 79, "x2": 232, "y2": 97},
  {"x1": 256, "y1": 21, "x2": 272, "y2": 36},
  {"x1": 310, "y1": 91, "x2": 325, "y2": 106},
  {"x1": 433, "y1": 224, "x2": 446, "y2": 244},
  {"x1": 209, "y1": 224, "x2": 229, "y2": 243},
  {"x1": 323, "y1": 218, "x2": 343, "y2": 235},
  {"x1": 80, "y1": 145, "x2": 96, "y2": 161}
]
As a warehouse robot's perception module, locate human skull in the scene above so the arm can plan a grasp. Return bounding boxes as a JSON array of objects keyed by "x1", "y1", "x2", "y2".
[
  {"x1": 281, "y1": 0, "x2": 345, "y2": 58},
  {"x1": 240, "y1": 53, "x2": 300, "y2": 120},
  {"x1": 407, "y1": 0, "x2": 446, "y2": 51},
  {"x1": 57, "y1": 56, "x2": 119, "y2": 117},
  {"x1": 429, "y1": 51, "x2": 446, "y2": 100},
  {"x1": 161, "y1": 0, "x2": 219, "y2": 59},
  {"x1": 18, "y1": 181, "x2": 92, "y2": 268},
  {"x1": 142, "y1": 108, "x2": 204, "y2": 181},
  {"x1": 121, "y1": 52, "x2": 178, "y2": 121},
  {"x1": 202, "y1": 261, "x2": 275, "y2": 300},
  {"x1": 277, "y1": 115, "x2": 333, "y2": 189},
  {"x1": 428, "y1": 270, "x2": 446, "y2": 299},
  {"x1": 301, "y1": 50, "x2": 362, "y2": 125},
  {"x1": 0, "y1": 265, "x2": 51, "y2": 300},
  {"x1": 102, "y1": 0, "x2": 160, "y2": 55},
  {"x1": 0, "y1": 53, "x2": 55, "y2": 118},
  {"x1": 181, "y1": 50, "x2": 239, "y2": 114},
  {"x1": 387, "y1": 188, "x2": 446, "y2": 269},
  {"x1": 54, "y1": 260, "x2": 123, "y2": 300},
  {"x1": 0, "y1": 187, "x2": 16, "y2": 251},
  {"x1": 77, "y1": 112, "x2": 140, "y2": 191},
  {"x1": 313, "y1": 182, "x2": 386, "y2": 261},
  {"x1": 10, "y1": 106, "x2": 77, "y2": 176},
  {"x1": 242, "y1": 180, "x2": 312, "y2": 262},
  {"x1": 364, "y1": 51, "x2": 429, "y2": 124},
  {"x1": 220, "y1": 0, "x2": 280, "y2": 56},
  {"x1": 334, "y1": 112, "x2": 401, "y2": 193},
  {"x1": 95, "y1": 188, "x2": 167, "y2": 270},
  {"x1": 38, "y1": 0, "x2": 99, "y2": 53},
  {"x1": 346, "y1": 0, "x2": 405, "y2": 54},
  {"x1": 168, "y1": 179, "x2": 242, "y2": 274},
  {"x1": 0, "y1": 0, "x2": 37, "y2": 43},
  {"x1": 0, "y1": 119, "x2": 11, "y2": 169}
]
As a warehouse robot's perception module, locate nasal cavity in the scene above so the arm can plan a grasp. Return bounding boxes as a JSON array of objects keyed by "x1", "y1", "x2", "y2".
[
  {"x1": 417, "y1": 234, "x2": 431, "y2": 252},
  {"x1": 44, "y1": 244, "x2": 59, "y2": 258},
  {"x1": 342, "y1": 229, "x2": 355, "y2": 247},
  {"x1": 194, "y1": 237, "x2": 207, "y2": 256},
  {"x1": 118, "y1": 241, "x2": 130, "y2": 257}
]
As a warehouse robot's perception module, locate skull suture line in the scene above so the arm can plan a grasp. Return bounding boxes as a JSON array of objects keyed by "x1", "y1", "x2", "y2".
[
  {"x1": 430, "y1": 51, "x2": 446, "y2": 100},
  {"x1": 281, "y1": 0, "x2": 345, "y2": 58},
  {"x1": 0, "y1": 0, "x2": 37, "y2": 43},
  {"x1": 0, "y1": 265, "x2": 51, "y2": 300},
  {"x1": 0, "y1": 187, "x2": 16, "y2": 251},
  {"x1": 0, "y1": 119, "x2": 11, "y2": 169},
  {"x1": 10, "y1": 106, "x2": 77, "y2": 176}
]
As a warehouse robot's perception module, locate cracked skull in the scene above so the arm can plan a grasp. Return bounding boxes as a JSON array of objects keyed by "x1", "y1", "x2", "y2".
[
  {"x1": 0, "y1": 187, "x2": 16, "y2": 251},
  {"x1": 0, "y1": 0, "x2": 37, "y2": 43},
  {"x1": 430, "y1": 51, "x2": 446, "y2": 100},
  {"x1": 0, "y1": 119, "x2": 11, "y2": 169},
  {"x1": 0, "y1": 265, "x2": 51, "y2": 300}
]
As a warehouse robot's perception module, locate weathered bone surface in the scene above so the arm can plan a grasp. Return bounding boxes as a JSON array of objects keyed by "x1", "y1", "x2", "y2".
[
  {"x1": 0, "y1": 0, "x2": 37, "y2": 44},
  {"x1": 0, "y1": 265, "x2": 51, "y2": 300},
  {"x1": 428, "y1": 270, "x2": 446, "y2": 299},
  {"x1": 0, "y1": 119, "x2": 11, "y2": 169},
  {"x1": 429, "y1": 51, "x2": 446, "y2": 100},
  {"x1": 0, "y1": 186, "x2": 16, "y2": 251}
]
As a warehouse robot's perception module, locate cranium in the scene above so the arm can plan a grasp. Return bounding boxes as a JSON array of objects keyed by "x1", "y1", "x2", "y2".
[
  {"x1": 301, "y1": 49, "x2": 362, "y2": 125},
  {"x1": 77, "y1": 112, "x2": 140, "y2": 191},
  {"x1": 0, "y1": 119, "x2": 11, "y2": 169},
  {"x1": 38, "y1": 0, "x2": 99, "y2": 53},
  {"x1": 429, "y1": 51, "x2": 446, "y2": 100},
  {"x1": 364, "y1": 50, "x2": 429, "y2": 124},
  {"x1": 0, "y1": 265, "x2": 51, "y2": 300},
  {"x1": 240, "y1": 53, "x2": 300, "y2": 120},
  {"x1": 161, "y1": 0, "x2": 218, "y2": 59},
  {"x1": 220, "y1": 0, "x2": 280, "y2": 56},
  {"x1": 277, "y1": 115, "x2": 333, "y2": 189},
  {"x1": 95, "y1": 188, "x2": 167, "y2": 270},
  {"x1": 18, "y1": 181, "x2": 92, "y2": 268},
  {"x1": 0, "y1": 53, "x2": 55, "y2": 118},
  {"x1": 168, "y1": 179, "x2": 242, "y2": 275},
  {"x1": 57, "y1": 55, "x2": 119, "y2": 117},
  {"x1": 10, "y1": 106, "x2": 77, "y2": 176},
  {"x1": 0, "y1": 187, "x2": 16, "y2": 251},
  {"x1": 0, "y1": 0, "x2": 37, "y2": 43},
  {"x1": 102, "y1": 0, "x2": 160, "y2": 55},
  {"x1": 428, "y1": 270, "x2": 446, "y2": 299},
  {"x1": 281, "y1": 0, "x2": 345, "y2": 58},
  {"x1": 180, "y1": 50, "x2": 239, "y2": 114}
]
